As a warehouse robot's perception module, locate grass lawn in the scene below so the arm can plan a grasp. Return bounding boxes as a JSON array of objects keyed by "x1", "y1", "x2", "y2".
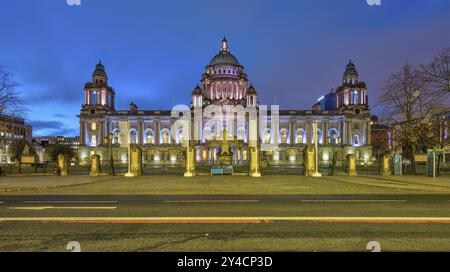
[{"x1": 0, "y1": 174, "x2": 450, "y2": 195}]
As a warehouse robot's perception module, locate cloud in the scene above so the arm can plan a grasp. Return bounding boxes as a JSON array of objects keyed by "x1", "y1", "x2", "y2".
[
  {"x1": 53, "y1": 113, "x2": 67, "y2": 118},
  {"x1": 28, "y1": 120, "x2": 78, "y2": 137}
]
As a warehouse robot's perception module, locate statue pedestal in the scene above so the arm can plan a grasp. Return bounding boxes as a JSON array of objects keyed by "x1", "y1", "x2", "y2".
[
  {"x1": 346, "y1": 154, "x2": 357, "y2": 176},
  {"x1": 303, "y1": 145, "x2": 316, "y2": 176},
  {"x1": 58, "y1": 154, "x2": 68, "y2": 176},
  {"x1": 90, "y1": 154, "x2": 101, "y2": 176},
  {"x1": 381, "y1": 155, "x2": 391, "y2": 176},
  {"x1": 125, "y1": 146, "x2": 142, "y2": 177}
]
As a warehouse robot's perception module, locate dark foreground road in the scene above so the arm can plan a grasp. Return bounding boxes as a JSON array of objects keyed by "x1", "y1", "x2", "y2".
[{"x1": 1, "y1": 194, "x2": 450, "y2": 251}]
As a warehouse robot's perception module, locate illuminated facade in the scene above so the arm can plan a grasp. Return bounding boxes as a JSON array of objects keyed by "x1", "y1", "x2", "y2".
[
  {"x1": 0, "y1": 115, "x2": 33, "y2": 164},
  {"x1": 78, "y1": 38, "x2": 372, "y2": 168}
]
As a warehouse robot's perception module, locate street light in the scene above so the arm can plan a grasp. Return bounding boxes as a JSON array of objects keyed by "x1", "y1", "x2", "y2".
[
  {"x1": 108, "y1": 132, "x2": 115, "y2": 176},
  {"x1": 312, "y1": 120, "x2": 322, "y2": 177}
]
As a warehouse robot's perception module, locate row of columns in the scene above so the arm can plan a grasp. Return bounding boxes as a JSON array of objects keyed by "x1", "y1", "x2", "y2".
[
  {"x1": 85, "y1": 89, "x2": 115, "y2": 107},
  {"x1": 80, "y1": 119, "x2": 372, "y2": 147}
]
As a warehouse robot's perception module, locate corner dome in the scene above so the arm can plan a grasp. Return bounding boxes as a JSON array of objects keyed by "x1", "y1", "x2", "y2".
[
  {"x1": 247, "y1": 84, "x2": 257, "y2": 95},
  {"x1": 343, "y1": 59, "x2": 359, "y2": 78},
  {"x1": 93, "y1": 60, "x2": 107, "y2": 78},
  {"x1": 192, "y1": 84, "x2": 204, "y2": 96}
]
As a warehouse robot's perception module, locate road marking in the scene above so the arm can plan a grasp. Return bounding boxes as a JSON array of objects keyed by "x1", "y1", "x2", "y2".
[
  {"x1": 300, "y1": 200, "x2": 406, "y2": 203},
  {"x1": 8, "y1": 206, "x2": 117, "y2": 211},
  {"x1": 1, "y1": 216, "x2": 450, "y2": 224},
  {"x1": 23, "y1": 201, "x2": 118, "y2": 204},
  {"x1": 163, "y1": 200, "x2": 259, "y2": 203}
]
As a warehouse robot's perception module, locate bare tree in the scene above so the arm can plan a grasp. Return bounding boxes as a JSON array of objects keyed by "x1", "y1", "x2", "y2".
[
  {"x1": 0, "y1": 66, "x2": 25, "y2": 117},
  {"x1": 377, "y1": 63, "x2": 443, "y2": 174},
  {"x1": 422, "y1": 48, "x2": 450, "y2": 97},
  {"x1": 0, "y1": 66, "x2": 26, "y2": 147}
]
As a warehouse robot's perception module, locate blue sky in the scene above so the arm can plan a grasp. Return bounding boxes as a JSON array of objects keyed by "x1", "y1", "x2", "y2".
[{"x1": 1, "y1": 0, "x2": 450, "y2": 136}]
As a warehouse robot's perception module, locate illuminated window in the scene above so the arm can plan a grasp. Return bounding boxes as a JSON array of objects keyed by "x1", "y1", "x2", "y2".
[
  {"x1": 91, "y1": 123, "x2": 97, "y2": 131},
  {"x1": 329, "y1": 129, "x2": 338, "y2": 145},
  {"x1": 296, "y1": 128, "x2": 306, "y2": 144},
  {"x1": 354, "y1": 135, "x2": 360, "y2": 146},
  {"x1": 91, "y1": 135, "x2": 97, "y2": 146}
]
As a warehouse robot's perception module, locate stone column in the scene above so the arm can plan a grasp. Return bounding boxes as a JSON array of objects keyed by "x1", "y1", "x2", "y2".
[
  {"x1": 289, "y1": 121, "x2": 294, "y2": 144},
  {"x1": 249, "y1": 146, "x2": 261, "y2": 177},
  {"x1": 155, "y1": 120, "x2": 160, "y2": 145},
  {"x1": 346, "y1": 154, "x2": 357, "y2": 176},
  {"x1": 58, "y1": 154, "x2": 68, "y2": 176},
  {"x1": 90, "y1": 154, "x2": 101, "y2": 176},
  {"x1": 80, "y1": 121, "x2": 85, "y2": 145},
  {"x1": 346, "y1": 120, "x2": 352, "y2": 145},
  {"x1": 306, "y1": 121, "x2": 312, "y2": 144},
  {"x1": 323, "y1": 121, "x2": 328, "y2": 144},
  {"x1": 248, "y1": 107, "x2": 260, "y2": 177},
  {"x1": 100, "y1": 121, "x2": 105, "y2": 145},
  {"x1": 138, "y1": 120, "x2": 143, "y2": 145},
  {"x1": 367, "y1": 121, "x2": 372, "y2": 145},
  {"x1": 184, "y1": 145, "x2": 196, "y2": 177}
]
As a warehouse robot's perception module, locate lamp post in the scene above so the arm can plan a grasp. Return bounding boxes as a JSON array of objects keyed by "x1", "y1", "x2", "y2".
[
  {"x1": 108, "y1": 132, "x2": 115, "y2": 176},
  {"x1": 312, "y1": 120, "x2": 322, "y2": 177}
]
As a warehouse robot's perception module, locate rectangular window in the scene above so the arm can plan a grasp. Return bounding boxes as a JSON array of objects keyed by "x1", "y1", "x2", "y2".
[
  {"x1": 91, "y1": 123, "x2": 97, "y2": 131},
  {"x1": 91, "y1": 135, "x2": 97, "y2": 146}
]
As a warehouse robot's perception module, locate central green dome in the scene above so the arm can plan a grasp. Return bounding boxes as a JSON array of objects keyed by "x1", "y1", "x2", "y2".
[
  {"x1": 209, "y1": 37, "x2": 241, "y2": 67},
  {"x1": 209, "y1": 51, "x2": 240, "y2": 66}
]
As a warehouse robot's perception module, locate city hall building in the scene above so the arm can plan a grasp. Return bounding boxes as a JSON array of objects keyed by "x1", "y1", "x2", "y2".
[{"x1": 78, "y1": 38, "x2": 372, "y2": 172}]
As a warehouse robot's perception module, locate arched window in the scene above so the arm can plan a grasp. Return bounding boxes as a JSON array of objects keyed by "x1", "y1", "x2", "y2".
[
  {"x1": 353, "y1": 129, "x2": 361, "y2": 146},
  {"x1": 177, "y1": 128, "x2": 184, "y2": 145},
  {"x1": 129, "y1": 128, "x2": 138, "y2": 144},
  {"x1": 295, "y1": 128, "x2": 306, "y2": 144},
  {"x1": 329, "y1": 129, "x2": 338, "y2": 145},
  {"x1": 263, "y1": 129, "x2": 272, "y2": 144},
  {"x1": 279, "y1": 129, "x2": 289, "y2": 144},
  {"x1": 353, "y1": 90, "x2": 359, "y2": 104},
  {"x1": 160, "y1": 129, "x2": 171, "y2": 144},
  {"x1": 112, "y1": 129, "x2": 121, "y2": 144},
  {"x1": 144, "y1": 128, "x2": 154, "y2": 144},
  {"x1": 90, "y1": 135, "x2": 97, "y2": 147},
  {"x1": 237, "y1": 127, "x2": 245, "y2": 141},
  {"x1": 203, "y1": 127, "x2": 212, "y2": 143}
]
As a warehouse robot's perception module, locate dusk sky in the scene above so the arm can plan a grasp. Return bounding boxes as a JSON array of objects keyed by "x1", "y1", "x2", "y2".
[{"x1": 1, "y1": 0, "x2": 450, "y2": 136}]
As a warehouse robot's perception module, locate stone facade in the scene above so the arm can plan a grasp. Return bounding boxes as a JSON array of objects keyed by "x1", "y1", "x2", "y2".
[{"x1": 78, "y1": 38, "x2": 373, "y2": 171}]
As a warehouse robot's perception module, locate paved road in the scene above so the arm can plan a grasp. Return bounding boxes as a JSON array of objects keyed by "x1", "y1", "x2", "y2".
[
  {"x1": 1, "y1": 194, "x2": 450, "y2": 251},
  {"x1": 1, "y1": 194, "x2": 450, "y2": 219}
]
